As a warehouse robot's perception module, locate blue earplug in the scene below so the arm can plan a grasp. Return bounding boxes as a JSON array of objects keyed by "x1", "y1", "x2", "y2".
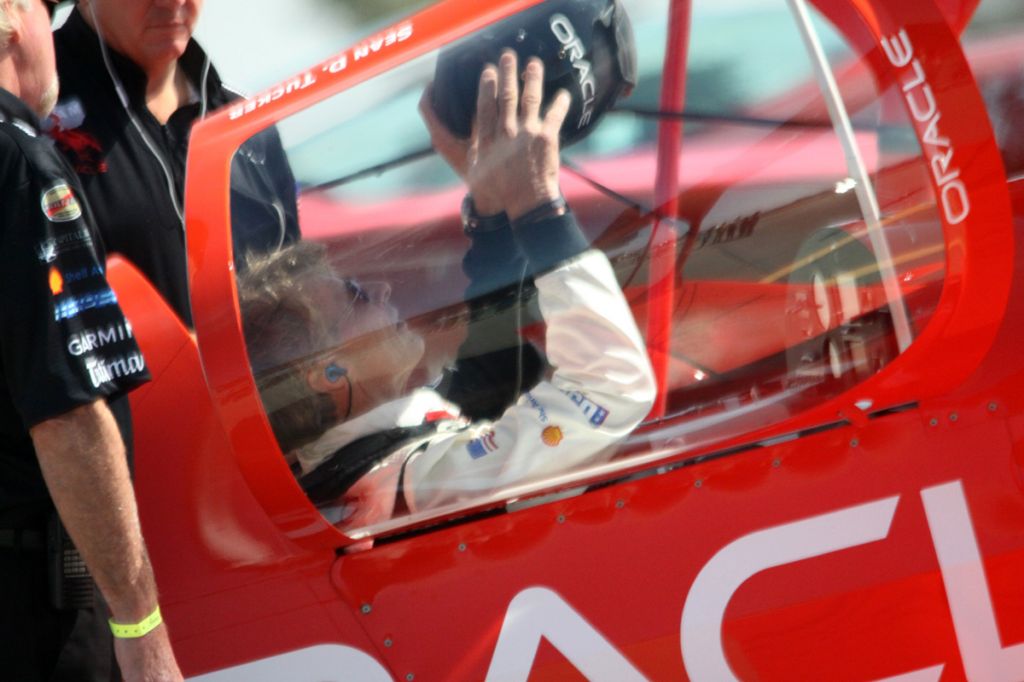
[{"x1": 325, "y1": 363, "x2": 348, "y2": 383}]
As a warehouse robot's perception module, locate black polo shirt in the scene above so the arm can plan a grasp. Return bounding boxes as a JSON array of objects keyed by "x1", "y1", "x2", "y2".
[
  {"x1": 52, "y1": 10, "x2": 300, "y2": 327},
  {"x1": 0, "y1": 89, "x2": 149, "y2": 529}
]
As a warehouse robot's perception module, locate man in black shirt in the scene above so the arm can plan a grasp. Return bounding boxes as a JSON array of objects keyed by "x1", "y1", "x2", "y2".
[
  {"x1": 0, "y1": 0, "x2": 181, "y2": 678},
  {"x1": 50, "y1": 0, "x2": 300, "y2": 326}
]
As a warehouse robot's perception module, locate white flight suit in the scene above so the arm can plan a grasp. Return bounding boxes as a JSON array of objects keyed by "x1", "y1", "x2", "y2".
[{"x1": 296, "y1": 249, "x2": 656, "y2": 530}]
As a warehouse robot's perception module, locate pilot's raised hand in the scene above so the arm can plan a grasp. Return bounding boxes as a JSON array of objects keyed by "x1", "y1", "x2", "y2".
[
  {"x1": 420, "y1": 83, "x2": 505, "y2": 218},
  {"x1": 419, "y1": 84, "x2": 469, "y2": 176},
  {"x1": 468, "y1": 51, "x2": 571, "y2": 219}
]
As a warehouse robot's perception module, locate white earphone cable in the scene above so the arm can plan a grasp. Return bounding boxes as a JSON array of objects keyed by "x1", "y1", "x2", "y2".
[{"x1": 88, "y1": 0, "x2": 190, "y2": 227}]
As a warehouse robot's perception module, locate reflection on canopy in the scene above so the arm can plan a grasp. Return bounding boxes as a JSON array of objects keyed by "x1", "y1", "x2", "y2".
[{"x1": 230, "y1": 0, "x2": 949, "y2": 540}]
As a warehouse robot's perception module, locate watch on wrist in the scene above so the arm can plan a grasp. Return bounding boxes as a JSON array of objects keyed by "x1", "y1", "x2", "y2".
[{"x1": 461, "y1": 195, "x2": 509, "y2": 235}]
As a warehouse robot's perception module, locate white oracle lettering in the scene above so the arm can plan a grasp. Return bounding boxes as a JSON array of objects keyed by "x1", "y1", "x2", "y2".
[
  {"x1": 188, "y1": 644, "x2": 393, "y2": 682},
  {"x1": 680, "y1": 495, "x2": 901, "y2": 681},
  {"x1": 353, "y1": 44, "x2": 370, "y2": 60},
  {"x1": 904, "y1": 67, "x2": 937, "y2": 122},
  {"x1": 549, "y1": 15, "x2": 576, "y2": 47},
  {"x1": 486, "y1": 587, "x2": 648, "y2": 682},
  {"x1": 884, "y1": 29, "x2": 970, "y2": 226},
  {"x1": 228, "y1": 105, "x2": 244, "y2": 120},
  {"x1": 396, "y1": 23, "x2": 413, "y2": 42},
  {"x1": 573, "y1": 56, "x2": 592, "y2": 86},
  {"x1": 921, "y1": 113, "x2": 950, "y2": 148},
  {"x1": 901, "y1": 57, "x2": 928, "y2": 93},
  {"x1": 880, "y1": 29, "x2": 913, "y2": 68},
  {"x1": 549, "y1": 14, "x2": 596, "y2": 129},
  {"x1": 940, "y1": 181, "x2": 970, "y2": 225},
  {"x1": 256, "y1": 92, "x2": 272, "y2": 108},
  {"x1": 929, "y1": 146, "x2": 958, "y2": 185},
  {"x1": 921, "y1": 481, "x2": 1024, "y2": 682},
  {"x1": 180, "y1": 478, "x2": 1018, "y2": 681},
  {"x1": 478, "y1": 480, "x2": 1010, "y2": 681}
]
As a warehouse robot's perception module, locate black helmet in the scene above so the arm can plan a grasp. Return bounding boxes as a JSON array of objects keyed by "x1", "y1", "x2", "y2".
[{"x1": 430, "y1": 0, "x2": 637, "y2": 146}]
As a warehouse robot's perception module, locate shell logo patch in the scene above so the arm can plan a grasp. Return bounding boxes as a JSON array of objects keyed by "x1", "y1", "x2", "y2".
[
  {"x1": 41, "y1": 183, "x2": 82, "y2": 222},
  {"x1": 48, "y1": 267, "x2": 64, "y2": 295},
  {"x1": 541, "y1": 426, "x2": 564, "y2": 447}
]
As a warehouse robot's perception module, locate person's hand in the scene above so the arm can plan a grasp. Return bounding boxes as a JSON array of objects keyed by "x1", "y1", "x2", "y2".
[
  {"x1": 419, "y1": 85, "x2": 504, "y2": 216},
  {"x1": 469, "y1": 51, "x2": 571, "y2": 220},
  {"x1": 419, "y1": 85, "x2": 470, "y2": 178},
  {"x1": 113, "y1": 625, "x2": 183, "y2": 682}
]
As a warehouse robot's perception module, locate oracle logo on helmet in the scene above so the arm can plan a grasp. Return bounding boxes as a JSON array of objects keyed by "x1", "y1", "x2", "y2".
[{"x1": 549, "y1": 14, "x2": 598, "y2": 130}]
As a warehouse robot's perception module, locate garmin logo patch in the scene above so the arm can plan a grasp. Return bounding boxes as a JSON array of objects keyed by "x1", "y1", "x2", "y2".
[
  {"x1": 549, "y1": 14, "x2": 596, "y2": 129},
  {"x1": 68, "y1": 321, "x2": 134, "y2": 357}
]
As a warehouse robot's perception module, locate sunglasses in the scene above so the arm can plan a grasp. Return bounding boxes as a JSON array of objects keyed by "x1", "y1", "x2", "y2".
[{"x1": 344, "y1": 278, "x2": 370, "y2": 304}]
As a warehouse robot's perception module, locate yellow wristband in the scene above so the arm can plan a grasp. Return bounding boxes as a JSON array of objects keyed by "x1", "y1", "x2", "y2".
[{"x1": 108, "y1": 605, "x2": 162, "y2": 639}]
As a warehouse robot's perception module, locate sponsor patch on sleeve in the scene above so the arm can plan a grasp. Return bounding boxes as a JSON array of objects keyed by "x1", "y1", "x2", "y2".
[
  {"x1": 35, "y1": 228, "x2": 94, "y2": 263},
  {"x1": 467, "y1": 430, "x2": 499, "y2": 459},
  {"x1": 541, "y1": 426, "x2": 564, "y2": 447},
  {"x1": 84, "y1": 352, "x2": 146, "y2": 389},
  {"x1": 524, "y1": 392, "x2": 549, "y2": 423},
  {"x1": 48, "y1": 267, "x2": 64, "y2": 295},
  {"x1": 67, "y1": 321, "x2": 134, "y2": 357},
  {"x1": 53, "y1": 287, "x2": 118, "y2": 321},
  {"x1": 561, "y1": 389, "x2": 609, "y2": 426},
  {"x1": 40, "y1": 183, "x2": 83, "y2": 222}
]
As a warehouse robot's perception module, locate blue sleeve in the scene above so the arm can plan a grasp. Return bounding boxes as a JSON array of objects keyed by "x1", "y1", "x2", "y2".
[{"x1": 442, "y1": 212, "x2": 589, "y2": 420}]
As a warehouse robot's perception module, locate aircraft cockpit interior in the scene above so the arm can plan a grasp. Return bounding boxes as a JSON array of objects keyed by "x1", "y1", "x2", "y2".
[{"x1": 215, "y1": 0, "x2": 960, "y2": 545}]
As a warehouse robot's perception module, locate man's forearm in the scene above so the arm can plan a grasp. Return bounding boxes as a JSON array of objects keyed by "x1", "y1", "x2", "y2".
[{"x1": 30, "y1": 399, "x2": 159, "y2": 622}]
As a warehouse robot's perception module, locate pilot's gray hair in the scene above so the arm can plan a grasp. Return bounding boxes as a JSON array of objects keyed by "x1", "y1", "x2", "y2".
[
  {"x1": 0, "y1": 0, "x2": 30, "y2": 50},
  {"x1": 238, "y1": 241, "x2": 341, "y2": 453}
]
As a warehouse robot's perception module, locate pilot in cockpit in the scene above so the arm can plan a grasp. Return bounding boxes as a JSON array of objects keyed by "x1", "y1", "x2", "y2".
[{"x1": 237, "y1": 1, "x2": 653, "y2": 530}]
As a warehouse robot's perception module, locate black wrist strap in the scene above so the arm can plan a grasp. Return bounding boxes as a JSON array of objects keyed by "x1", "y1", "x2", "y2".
[
  {"x1": 511, "y1": 196, "x2": 567, "y2": 229},
  {"x1": 462, "y1": 195, "x2": 510, "y2": 235}
]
